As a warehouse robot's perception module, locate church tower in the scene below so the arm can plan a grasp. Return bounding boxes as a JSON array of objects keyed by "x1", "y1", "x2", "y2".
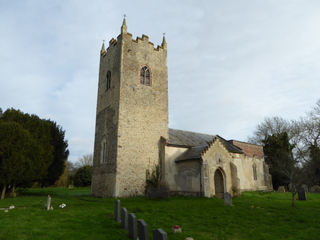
[{"x1": 91, "y1": 19, "x2": 168, "y2": 197}]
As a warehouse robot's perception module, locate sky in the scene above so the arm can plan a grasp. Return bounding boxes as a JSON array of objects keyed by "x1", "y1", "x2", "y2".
[{"x1": 1, "y1": 0, "x2": 320, "y2": 163}]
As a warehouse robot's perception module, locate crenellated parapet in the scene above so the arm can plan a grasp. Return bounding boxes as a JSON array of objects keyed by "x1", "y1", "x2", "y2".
[{"x1": 101, "y1": 19, "x2": 166, "y2": 57}]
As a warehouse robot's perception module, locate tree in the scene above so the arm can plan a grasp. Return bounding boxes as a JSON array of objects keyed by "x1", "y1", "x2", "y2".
[
  {"x1": 0, "y1": 122, "x2": 35, "y2": 199},
  {"x1": 73, "y1": 165, "x2": 93, "y2": 187},
  {"x1": 0, "y1": 108, "x2": 69, "y2": 190},
  {"x1": 263, "y1": 132, "x2": 305, "y2": 206},
  {"x1": 41, "y1": 121, "x2": 69, "y2": 186},
  {"x1": 247, "y1": 116, "x2": 291, "y2": 145},
  {"x1": 0, "y1": 109, "x2": 54, "y2": 183},
  {"x1": 74, "y1": 154, "x2": 93, "y2": 169}
]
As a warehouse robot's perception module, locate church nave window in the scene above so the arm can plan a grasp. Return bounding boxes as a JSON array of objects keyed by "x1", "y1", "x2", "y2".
[
  {"x1": 252, "y1": 163, "x2": 257, "y2": 180},
  {"x1": 140, "y1": 66, "x2": 151, "y2": 86}
]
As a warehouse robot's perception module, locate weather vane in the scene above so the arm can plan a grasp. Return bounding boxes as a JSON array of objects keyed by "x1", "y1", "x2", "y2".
[
  {"x1": 123, "y1": 14, "x2": 127, "y2": 18},
  {"x1": 163, "y1": 33, "x2": 166, "y2": 36}
]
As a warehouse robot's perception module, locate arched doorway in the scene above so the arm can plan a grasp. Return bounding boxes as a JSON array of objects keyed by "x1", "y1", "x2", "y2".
[{"x1": 214, "y1": 169, "x2": 225, "y2": 199}]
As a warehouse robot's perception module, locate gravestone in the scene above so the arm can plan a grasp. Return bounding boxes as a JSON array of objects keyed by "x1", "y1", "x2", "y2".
[
  {"x1": 114, "y1": 200, "x2": 120, "y2": 222},
  {"x1": 224, "y1": 192, "x2": 232, "y2": 205},
  {"x1": 121, "y1": 208, "x2": 128, "y2": 229},
  {"x1": 46, "y1": 195, "x2": 51, "y2": 210},
  {"x1": 153, "y1": 228, "x2": 168, "y2": 240},
  {"x1": 278, "y1": 186, "x2": 286, "y2": 192},
  {"x1": 301, "y1": 184, "x2": 308, "y2": 192},
  {"x1": 138, "y1": 219, "x2": 149, "y2": 240},
  {"x1": 309, "y1": 186, "x2": 315, "y2": 193},
  {"x1": 298, "y1": 188, "x2": 307, "y2": 200},
  {"x1": 314, "y1": 185, "x2": 320, "y2": 193},
  {"x1": 128, "y1": 213, "x2": 137, "y2": 240}
]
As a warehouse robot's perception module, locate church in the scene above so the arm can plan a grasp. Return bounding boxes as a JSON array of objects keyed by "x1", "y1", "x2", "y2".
[{"x1": 91, "y1": 19, "x2": 273, "y2": 198}]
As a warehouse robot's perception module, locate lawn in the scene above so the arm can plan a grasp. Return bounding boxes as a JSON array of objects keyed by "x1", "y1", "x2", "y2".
[{"x1": 1, "y1": 188, "x2": 320, "y2": 240}]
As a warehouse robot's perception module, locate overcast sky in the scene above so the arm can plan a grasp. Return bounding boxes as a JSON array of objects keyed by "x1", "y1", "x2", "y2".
[{"x1": 1, "y1": 0, "x2": 320, "y2": 163}]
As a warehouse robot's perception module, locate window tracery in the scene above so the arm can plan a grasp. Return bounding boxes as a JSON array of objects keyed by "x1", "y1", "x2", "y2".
[{"x1": 140, "y1": 66, "x2": 151, "y2": 86}]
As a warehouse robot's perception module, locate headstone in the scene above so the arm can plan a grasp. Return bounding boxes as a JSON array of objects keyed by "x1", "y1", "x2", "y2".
[
  {"x1": 314, "y1": 185, "x2": 320, "y2": 193},
  {"x1": 298, "y1": 188, "x2": 307, "y2": 200},
  {"x1": 224, "y1": 192, "x2": 232, "y2": 205},
  {"x1": 121, "y1": 208, "x2": 128, "y2": 229},
  {"x1": 301, "y1": 184, "x2": 308, "y2": 192},
  {"x1": 138, "y1": 219, "x2": 149, "y2": 240},
  {"x1": 46, "y1": 195, "x2": 51, "y2": 210},
  {"x1": 114, "y1": 200, "x2": 120, "y2": 222},
  {"x1": 278, "y1": 186, "x2": 286, "y2": 192},
  {"x1": 128, "y1": 213, "x2": 137, "y2": 240},
  {"x1": 309, "y1": 186, "x2": 315, "y2": 193},
  {"x1": 153, "y1": 228, "x2": 168, "y2": 240}
]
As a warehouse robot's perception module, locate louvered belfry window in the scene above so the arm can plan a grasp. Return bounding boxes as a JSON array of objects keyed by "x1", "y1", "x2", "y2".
[{"x1": 140, "y1": 66, "x2": 151, "y2": 86}]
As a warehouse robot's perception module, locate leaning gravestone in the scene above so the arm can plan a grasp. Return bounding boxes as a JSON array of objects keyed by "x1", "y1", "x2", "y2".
[
  {"x1": 114, "y1": 200, "x2": 121, "y2": 222},
  {"x1": 224, "y1": 192, "x2": 232, "y2": 205},
  {"x1": 128, "y1": 213, "x2": 137, "y2": 240},
  {"x1": 278, "y1": 186, "x2": 286, "y2": 193},
  {"x1": 153, "y1": 228, "x2": 168, "y2": 240},
  {"x1": 298, "y1": 188, "x2": 307, "y2": 200},
  {"x1": 138, "y1": 219, "x2": 149, "y2": 240},
  {"x1": 121, "y1": 208, "x2": 128, "y2": 229}
]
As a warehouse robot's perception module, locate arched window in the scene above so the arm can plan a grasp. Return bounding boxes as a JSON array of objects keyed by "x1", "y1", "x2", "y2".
[
  {"x1": 140, "y1": 66, "x2": 151, "y2": 86},
  {"x1": 252, "y1": 163, "x2": 257, "y2": 180},
  {"x1": 106, "y1": 71, "x2": 111, "y2": 91}
]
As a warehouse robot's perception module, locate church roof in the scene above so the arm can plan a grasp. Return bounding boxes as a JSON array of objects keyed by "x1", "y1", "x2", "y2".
[
  {"x1": 169, "y1": 129, "x2": 244, "y2": 162},
  {"x1": 167, "y1": 128, "x2": 215, "y2": 147}
]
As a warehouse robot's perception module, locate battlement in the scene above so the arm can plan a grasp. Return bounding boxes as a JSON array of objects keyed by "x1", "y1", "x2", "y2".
[{"x1": 101, "y1": 21, "x2": 166, "y2": 56}]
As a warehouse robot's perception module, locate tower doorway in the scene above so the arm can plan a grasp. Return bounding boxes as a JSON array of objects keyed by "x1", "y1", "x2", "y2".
[{"x1": 214, "y1": 169, "x2": 225, "y2": 199}]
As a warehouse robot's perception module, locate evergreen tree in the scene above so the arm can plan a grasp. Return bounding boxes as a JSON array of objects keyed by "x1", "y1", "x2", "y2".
[
  {"x1": 263, "y1": 132, "x2": 295, "y2": 189},
  {"x1": 74, "y1": 165, "x2": 92, "y2": 187}
]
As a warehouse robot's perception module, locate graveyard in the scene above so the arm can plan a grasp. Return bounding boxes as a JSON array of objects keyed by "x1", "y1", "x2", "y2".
[{"x1": 1, "y1": 187, "x2": 320, "y2": 240}]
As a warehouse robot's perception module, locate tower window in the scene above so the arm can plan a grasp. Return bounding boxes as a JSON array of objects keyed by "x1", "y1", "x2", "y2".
[
  {"x1": 101, "y1": 140, "x2": 107, "y2": 163},
  {"x1": 140, "y1": 66, "x2": 151, "y2": 86},
  {"x1": 106, "y1": 71, "x2": 111, "y2": 91}
]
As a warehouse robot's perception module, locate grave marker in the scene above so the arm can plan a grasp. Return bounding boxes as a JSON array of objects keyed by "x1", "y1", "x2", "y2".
[
  {"x1": 314, "y1": 185, "x2": 320, "y2": 193},
  {"x1": 138, "y1": 219, "x2": 149, "y2": 240},
  {"x1": 46, "y1": 195, "x2": 51, "y2": 211},
  {"x1": 153, "y1": 228, "x2": 168, "y2": 240},
  {"x1": 121, "y1": 208, "x2": 128, "y2": 229},
  {"x1": 298, "y1": 188, "x2": 307, "y2": 200},
  {"x1": 224, "y1": 192, "x2": 232, "y2": 205},
  {"x1": 301, "y1": 184, "x2": 308, "y2": 192},
  {"x1": 278, "y1": 186, "x2": 286, "y2": 192},
  {"x1": 128, "y1": 213, "x2": 137, "y2": 240},
  {"x1": 114, "y1": 200, "x2": 120, "y2": 222}
]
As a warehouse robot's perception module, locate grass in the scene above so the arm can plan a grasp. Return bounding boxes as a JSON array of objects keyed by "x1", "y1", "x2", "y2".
[{"x1": 1, "y1": 188, "x2": 320, "y2": 240}]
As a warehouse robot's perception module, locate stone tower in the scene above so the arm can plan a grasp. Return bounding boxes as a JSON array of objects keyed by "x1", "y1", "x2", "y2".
[{"x1": 91, "y1": 19, "x2": 168, "y2": 197}]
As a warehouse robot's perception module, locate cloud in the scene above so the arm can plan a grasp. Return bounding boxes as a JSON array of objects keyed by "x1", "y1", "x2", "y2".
[{"x1": 1, "y1": 0, "x2": 320, "y2": 162}]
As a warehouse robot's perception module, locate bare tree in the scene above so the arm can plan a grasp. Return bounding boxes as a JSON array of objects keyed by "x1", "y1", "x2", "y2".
[
  {"x1": 247, "y1": 116, "x2": 291, "y2": 144},
  {"x1": 74, "y1": 154, "x2": 93, "y2": 169}
]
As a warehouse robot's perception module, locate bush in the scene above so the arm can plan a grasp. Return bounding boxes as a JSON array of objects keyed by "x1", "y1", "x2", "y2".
[{"x1": 74, "y1": 165, "x2": 92, "y2": 187}]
